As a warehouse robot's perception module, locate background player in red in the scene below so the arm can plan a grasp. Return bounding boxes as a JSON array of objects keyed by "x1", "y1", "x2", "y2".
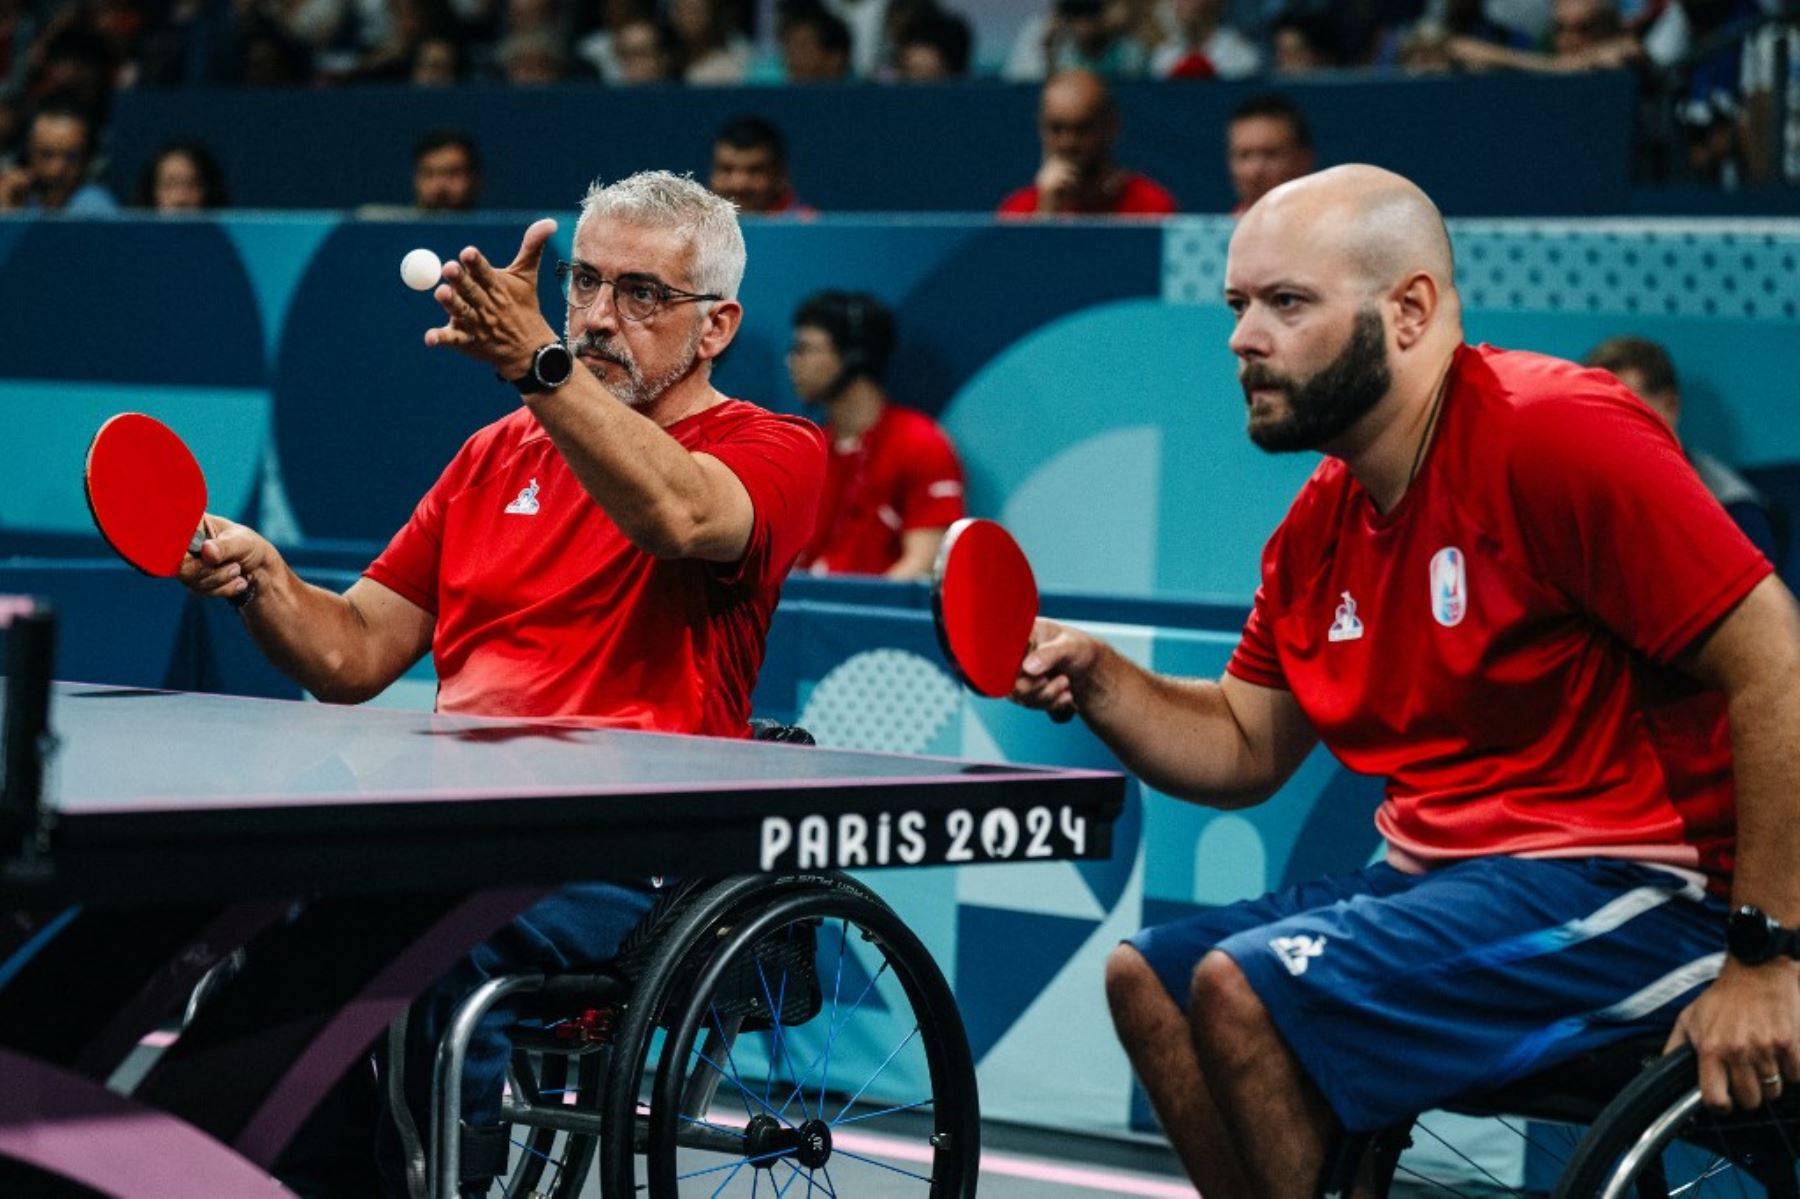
[
  {"x1": 1014, "y1": 164, "x2": 1800, "y2": 1196},
  {"x1": 788, "y1": 290, "x2": 966, "y2": 579},
  {"x1": 178, "y1": 170, "x2": 825, "y2": 1194}
]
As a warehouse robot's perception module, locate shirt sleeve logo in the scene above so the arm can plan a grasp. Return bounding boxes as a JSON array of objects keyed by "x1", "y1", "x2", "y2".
[
  {"x1": 1430, "y1": 546, "x2": 1467, "y2": 627},
  {"x1": 1271, "y1": 934, "x2": 1328, "y2": 976},
  {"x1": 504, "y1": 478, "x2": 541, "y2": 516},
  {"x1": 1328, "y1": 591, "x2": 1364, "y2": 642}
]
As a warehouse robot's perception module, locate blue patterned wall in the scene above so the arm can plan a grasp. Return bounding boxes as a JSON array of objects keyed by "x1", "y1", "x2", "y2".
[{"x1": 3, "y1": 214, "x2": 1797, "y2": 1176}]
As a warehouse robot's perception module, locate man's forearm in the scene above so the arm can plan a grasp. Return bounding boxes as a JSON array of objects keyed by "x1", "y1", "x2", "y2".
[
  {"x1": 525, "y1": 371, "x2": 730, "y2": 557},
  {"x1": 1725, "y1": 669, "x2": 1800, "y2": 923},
  {"x1": 1079, "y1": 650, "x2": 1300, "y2": 809},
  {"x1": 239, "y1": 566, "x2": 400, "y2": 703}
]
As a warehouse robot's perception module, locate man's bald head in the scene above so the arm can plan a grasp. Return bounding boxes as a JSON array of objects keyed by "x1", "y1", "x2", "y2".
[
  {"x1": 1244, "y1": 164, "x2": 1456, "y2": 299},
  {"x1": 1041, "y1": 69, "x2": 1114, "y2": 123},
  {"x1": 1038, "y1": 69, "x2": 1118, "y2": 178}
]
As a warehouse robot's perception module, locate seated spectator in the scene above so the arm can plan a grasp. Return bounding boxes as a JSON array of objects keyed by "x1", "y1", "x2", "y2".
[
  {"x1": 1742, "y1": 18, "x2": 1800, "y2": 185},
  {"x1": 1446, "y1": 0, "x2": 1642, "y2": 71},
  {"x1": 0, "y1": 99, "x2": 117, "y2": 214},
  {"x1": 894, "y1": 7, "x2": 973, "y2": 80},
  {"x1": 668, "y1": 0, "x2": 751, "y2": 83},
  {"x1": 610, "y1": 15, "x2": 678, "y2": 82},
  {"x1": 412, "y1": 128, "x2": 482, "y2": 212},
  {"x1": 1586, "y1": 335, "x2": 1781, "y2": 562},
  {"x1": 1151, "y1": 0, "x2": 1261, "y2": 79},
  {"x1": 1437, "y1": 0, "x2": 1534, "y2": 50},
  {"x1": 788, "y1": 291, "x2": 965, "y2": 579},
  {"x1": 575, "y1": 0, "x2": 649, "y2": 79},
  {"x1": 709, "y1": 114, "x2": 813, "y2": 214},
  {"x1": 826, "y1": 0, "x2": 892, "y2": 76},
  {"x1": 1004, "y1": 0, "x2": 1150, "y2": 80},
  {"x1": 410, "y1": 33, "x2": 464, "y2": 84},
  {"x1": 1270, "y1": 11, "x2": 1344, "y2": 73},
  {"x1": 498, "y1": 29, "x2": 569, "y2": 82},
  {"x1": 781, "y1": 4, "x2": 853, "y2": 81},
  {"x1": 134, "y1": 139, "x2": 229, "y2": 211},
  {"x1": 999, "y1": 69, "x2": 1177, "y2": 216},
  {"x1": 1226, "y1": 91, "x2": 1315, "y2": 214}
]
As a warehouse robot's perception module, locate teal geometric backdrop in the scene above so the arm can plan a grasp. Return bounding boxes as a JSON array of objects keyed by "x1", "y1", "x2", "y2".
[{"x1": 2, "y1": 215, "x2": 1796, "y2": 1179}]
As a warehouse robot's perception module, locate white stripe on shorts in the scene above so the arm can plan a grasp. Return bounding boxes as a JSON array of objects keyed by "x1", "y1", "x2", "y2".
[{"x1": 1593, "y1": 951, "x2": 1726, "y2": 1024}]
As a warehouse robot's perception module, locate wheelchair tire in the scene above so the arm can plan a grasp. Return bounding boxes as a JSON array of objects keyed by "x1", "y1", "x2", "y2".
[
  {"x1": 643, "y1": 884, "x2": 980, "y2": 1198},
  {"x1": 1553, "y1": 1044, "x2": 1800, "y2": 1199},
  {"x1": 596, "y1": 874, "x2": 837, "y2": 1198}
]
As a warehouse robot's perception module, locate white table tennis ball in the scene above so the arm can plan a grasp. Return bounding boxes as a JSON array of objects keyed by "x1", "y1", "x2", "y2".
[{"x1": 401, "y1": 247, "x2": 442, "y2": 291}]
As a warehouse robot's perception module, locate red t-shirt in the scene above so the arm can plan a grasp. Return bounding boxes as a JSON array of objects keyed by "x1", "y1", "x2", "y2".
[
  {"x1": 1227, "y1": 345, "x2": 1770, "y2": 890},
  {"x1": 997, "y1": 172, "x2": 1178, "y2": 217},
  {"x1": 365, "y1": 400, "x2": 826, "y2": 736},
  {"x1": 796, "y1": 404, "x2": 966, "y2": 576}
]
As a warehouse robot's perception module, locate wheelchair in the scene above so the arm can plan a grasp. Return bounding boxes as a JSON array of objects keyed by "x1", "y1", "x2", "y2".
[
  {"x1": 1321, "y1": 1035, "x2": 1800, "y2": 1197},
  {"x1": 401, "y1": 727, "x2": 980, "y2": 1199}
]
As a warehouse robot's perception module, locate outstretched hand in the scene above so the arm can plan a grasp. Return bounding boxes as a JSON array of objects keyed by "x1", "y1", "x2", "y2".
[{"x1": 425, "y1": 217, "x2": 560, "y2": 379}]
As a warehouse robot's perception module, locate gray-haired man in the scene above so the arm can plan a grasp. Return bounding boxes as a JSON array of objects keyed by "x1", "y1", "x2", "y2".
[{"x1": 181, "y1": 172, "x2": 827, "y2": 1194}]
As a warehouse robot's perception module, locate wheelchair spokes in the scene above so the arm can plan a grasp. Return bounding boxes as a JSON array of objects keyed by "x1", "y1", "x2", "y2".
[{"x1": 646, "y1": 889, "x2": 977, "y2": 1196}]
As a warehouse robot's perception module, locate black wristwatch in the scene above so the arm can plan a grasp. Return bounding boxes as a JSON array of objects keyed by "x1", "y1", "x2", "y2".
[
  {"x1": 509, "y1": 343, "x2": 574, "y2": 395},
  {"x1": 1726, "y1": 905, "x2": 1800, "y2": 966}
]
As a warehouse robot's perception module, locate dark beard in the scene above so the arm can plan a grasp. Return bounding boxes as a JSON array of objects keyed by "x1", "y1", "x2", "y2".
[{"x1": 1242, "y1": 307, "x2": 1391, "y2": 453}]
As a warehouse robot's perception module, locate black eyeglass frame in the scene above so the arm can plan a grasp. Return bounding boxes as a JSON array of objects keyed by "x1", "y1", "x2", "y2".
[{"x1": 553, "y1": 260, "x2": 721, "y2": 322}]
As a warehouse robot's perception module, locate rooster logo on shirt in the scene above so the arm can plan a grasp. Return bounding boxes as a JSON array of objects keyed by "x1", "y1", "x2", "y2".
[
  {"x1": 1328, "y1": 592, "x2": 1364, "y2": 642},
  {"x1": 504, "y1": 478, "x2": 541, "y2": 516}
]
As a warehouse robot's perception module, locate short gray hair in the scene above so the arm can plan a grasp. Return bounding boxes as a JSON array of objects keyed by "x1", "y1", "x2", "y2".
[{"x1": 575, "y1": 170, "x2": 746, "y2": 300}]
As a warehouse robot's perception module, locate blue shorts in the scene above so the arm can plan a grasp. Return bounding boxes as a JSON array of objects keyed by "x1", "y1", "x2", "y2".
[{"x1": 1127, "y1": 857, "x2": 1729, "y2": 1132}]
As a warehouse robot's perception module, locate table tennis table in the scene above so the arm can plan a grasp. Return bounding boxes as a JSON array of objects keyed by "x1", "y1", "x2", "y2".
[{"x1": 0, "y1": 632, "x2": 1124, "y2": 1195}]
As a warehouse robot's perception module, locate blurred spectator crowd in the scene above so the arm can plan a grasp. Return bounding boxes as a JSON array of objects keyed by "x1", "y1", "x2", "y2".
[{"x1": 0, "y1": 0, "x2": 1794, "y2": 213}]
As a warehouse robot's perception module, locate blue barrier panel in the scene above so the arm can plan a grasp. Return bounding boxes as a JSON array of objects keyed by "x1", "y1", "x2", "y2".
[
  {"x1": 4, "y1": 214, "x2": 1798, "y2": 593},
  {"x1": 105, "y1": 74, "x2": 1637, "y2": 217}
]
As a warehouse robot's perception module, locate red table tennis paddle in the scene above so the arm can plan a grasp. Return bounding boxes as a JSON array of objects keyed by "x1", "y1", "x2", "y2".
[
  {"x1": 83, "y1": 413, "x2": 255, "y2": 606},
  {"x1": 931, "y1": 517, "x2": 1047, "y2": 700}
]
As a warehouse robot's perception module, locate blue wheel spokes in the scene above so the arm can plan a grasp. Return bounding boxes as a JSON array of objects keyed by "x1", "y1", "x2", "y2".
[
  {"x1": 708, "y1": 1158, "x2": 749, "y2": 1198},
  {"x1": 826, "y1": 1147, "x2": 935, "y2": 1184},
  {"x1": 817, "y1": 919, "x2": 849, "y2": 1118},
  {"x1": 757, "y1": 953, "x2": 810, "y2": 1120},
  {"x1": 830, "y1": 1097, "x2": 933, "y2": 1127},
  {"x1": 774, "y1": 960, "x2": 893, "y2": 1121},
  {"x1": 830, "y1": 1024, "x2": 922, "y2": 1125}
]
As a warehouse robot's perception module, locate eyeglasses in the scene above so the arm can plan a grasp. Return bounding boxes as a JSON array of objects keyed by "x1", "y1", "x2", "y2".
[{"x1": 554, "y1": 260, "x2": 720, "y2": 322}]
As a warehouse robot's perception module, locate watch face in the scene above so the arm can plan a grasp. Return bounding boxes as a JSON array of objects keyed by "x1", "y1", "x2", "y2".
[
  {"x1": 1729, "y1": 905, "x2": 1776, "y2": 964},
  {"x1": 535, "y1": 344, "x2": 574, "y2": 387}
]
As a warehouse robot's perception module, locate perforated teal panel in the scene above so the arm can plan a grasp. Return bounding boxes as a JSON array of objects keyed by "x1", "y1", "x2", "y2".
[{"x1": 1163, "y1": 217, "x2": 1800, "y2": 323}]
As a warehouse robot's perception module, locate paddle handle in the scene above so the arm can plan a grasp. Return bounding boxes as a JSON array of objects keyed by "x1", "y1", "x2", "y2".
[{"x1": 191, "y1": 521, "x2": 258, "y2": 611}]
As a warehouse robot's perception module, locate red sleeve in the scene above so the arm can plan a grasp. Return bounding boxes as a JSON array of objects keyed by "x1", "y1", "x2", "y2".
[
  {"x1": 363, "y1": 451, "x2": 462, "y2": 614},
  {"x1": 705, "y1": 412, "x2": 827, "y2": 593},
  {"x1": 1506, "y1": 377, "x2": 1771, "y2": 663},
  {"x1": 897, "y1": 418, "x2": 966, "y2": 531},
  {"x1": 1225, "y1": 546, "x2": 1288, "y2": 689},
  {"x1": 997, "y1": 186, "x2": 1039, "y2": 216}
]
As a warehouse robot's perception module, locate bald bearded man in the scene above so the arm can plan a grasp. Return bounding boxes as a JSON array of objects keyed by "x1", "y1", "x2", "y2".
[{"x1": 1014, "y1": 165, "x2": 1800, "y2": 1195}]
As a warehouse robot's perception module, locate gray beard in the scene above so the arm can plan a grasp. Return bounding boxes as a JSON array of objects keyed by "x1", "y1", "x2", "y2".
[{"x1": 565, "y1": 320, "x2": 705, "y2": 409}]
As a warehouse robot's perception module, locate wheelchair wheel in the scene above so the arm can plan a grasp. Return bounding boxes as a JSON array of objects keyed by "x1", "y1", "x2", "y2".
[
  {"x1": 1554, "y1": 1046, "x2": 1800, "y2": 1199},
  {"x1": 631, "y1": 883, "x2": 979, "y2": 1197}
]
